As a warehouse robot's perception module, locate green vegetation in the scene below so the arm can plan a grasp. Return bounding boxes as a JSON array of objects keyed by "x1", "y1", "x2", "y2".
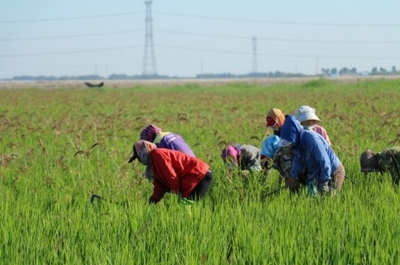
[{"x1": 1, "y1": 78, "x2": 400, "y2": 264}]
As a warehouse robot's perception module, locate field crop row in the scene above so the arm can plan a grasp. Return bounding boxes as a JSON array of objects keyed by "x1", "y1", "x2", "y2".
[{"x1": 0, "y1": 78, "x2": 399, "y2": 264}]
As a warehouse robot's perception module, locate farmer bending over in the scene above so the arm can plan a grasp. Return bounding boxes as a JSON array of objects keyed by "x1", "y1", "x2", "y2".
[
  {"x1": 261, "y1": 135, "x2": 307, "y2": 190},
  {"x1": 360, "y1": 147, "x2": 400, "y2": 185},
  {"x1": 280, "y1": 115, "x2": 345, "y2": 196},
  {"x1": 221, "y1": 144, "x2": 263, "y2": 173},
  {"x1": 128, "y1": 140, "x2": 213, "y2": 204}
]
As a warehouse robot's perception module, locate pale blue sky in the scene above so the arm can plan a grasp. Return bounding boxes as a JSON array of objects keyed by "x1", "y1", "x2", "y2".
[{"x1": 0, "y1": 0, "x2": 399, "y2": 79}]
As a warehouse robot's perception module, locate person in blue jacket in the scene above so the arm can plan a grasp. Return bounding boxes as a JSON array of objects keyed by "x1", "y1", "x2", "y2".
[{"x1": 279, "y1": 115, "x2": 345, "y2": 196}]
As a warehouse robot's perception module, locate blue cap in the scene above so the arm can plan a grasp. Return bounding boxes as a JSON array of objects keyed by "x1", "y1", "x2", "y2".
[{"x1": 261, "y1": 135, "x2": 280, "y2": 159}]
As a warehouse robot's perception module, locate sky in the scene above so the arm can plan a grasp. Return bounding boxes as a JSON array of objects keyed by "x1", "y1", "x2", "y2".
[{"x1": 0, "y1": 0, "x2": 399, "y2": 79}]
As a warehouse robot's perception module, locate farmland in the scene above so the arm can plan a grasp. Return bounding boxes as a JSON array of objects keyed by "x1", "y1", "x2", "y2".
[{"x1": 1, "y1": 77, "x2": 400, "y2": 264}]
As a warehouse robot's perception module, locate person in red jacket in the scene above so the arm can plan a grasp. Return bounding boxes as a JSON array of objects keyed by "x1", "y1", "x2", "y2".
[{"x1": 128, "y1": 140, "x2": 213, "y2": 203}]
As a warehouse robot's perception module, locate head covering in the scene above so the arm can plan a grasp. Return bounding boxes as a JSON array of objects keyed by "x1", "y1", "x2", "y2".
[
  {"x1": 128, "y1": 140, "x2": 157, "y2": 165},
  {"x1": 261, "y1": 135, "x2": 280, "y2": 159},
  {"x1": 266, "y1": 108, "x2": 286, "y2": 129},
  {"x1": 280, "y1": 115, "x2": 303, "y2": 146},
  {"x1": 266, "y1": 117, "x2": 276, "y2": 127},
  {"x1": 221, "y1": 145, "x2": 241, "y2": 161},
  {"x1": 295, "y1": 106, "x2": 320, "y2": 123},
  {"x1": 140, "y1": 124, "x2": 162, "y2": 142},
  {"x1": 128, "y1": 144, "x2": 139, "y2": 163},
  {"x1": 221, "y1": 145, "x2": 241, "y2": 168},
  {"x1": 360, "y1": 150, "x2": 380, "y2": 173}
]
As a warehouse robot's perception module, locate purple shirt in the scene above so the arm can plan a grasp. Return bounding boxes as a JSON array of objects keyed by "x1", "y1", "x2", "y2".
[{"x1": 154, "y1": 132, "x2": 196, "y2": 157}]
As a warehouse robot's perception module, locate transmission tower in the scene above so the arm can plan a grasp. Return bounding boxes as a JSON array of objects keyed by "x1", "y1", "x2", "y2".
[
  {"x1": 252, "y1": 37, "x2": 257, "y2": 73},
  {"x1": 142, "y1": 0, "x2": 157, "y2": 77}
]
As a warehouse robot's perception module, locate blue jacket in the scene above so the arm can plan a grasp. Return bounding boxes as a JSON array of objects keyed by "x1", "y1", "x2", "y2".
[{"x1": 280, "y1": 115, "x2": 340, "y2": 183}]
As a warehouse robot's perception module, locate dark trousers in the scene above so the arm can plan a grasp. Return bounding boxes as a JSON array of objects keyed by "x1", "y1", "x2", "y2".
[{"x1": 188, "y1": 170, "x2": 213, "y2": 200}]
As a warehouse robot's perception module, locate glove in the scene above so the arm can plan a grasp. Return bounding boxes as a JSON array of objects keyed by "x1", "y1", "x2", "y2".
[
  {"x1": 178, "y1": 196, "x2": 194, "y2": 210},
  {"x1": 306, "y1": 178, "x2": 318, "y2": 197},
  {"x1": 318, "y1": 181, "x2": 337, "y2": 196},
  {"x1": 249, "y1": 164, "x2": 263, "y2": 172}
]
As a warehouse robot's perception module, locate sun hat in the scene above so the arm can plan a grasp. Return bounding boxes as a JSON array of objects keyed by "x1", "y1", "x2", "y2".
[
  {"x1": 261, "y1": 135, "x2": 280, "y2": 159},
  {"x1": 295, "y1": 106, "x2": 320, "y2": 123},
  {"x1": 140, "y1": 124, "x2": 162, "y2": 142}
]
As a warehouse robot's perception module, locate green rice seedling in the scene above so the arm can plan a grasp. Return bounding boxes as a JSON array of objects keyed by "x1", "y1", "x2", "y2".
[{"x1": 1, "y1": 78, "x2": 400, "y2": 264}]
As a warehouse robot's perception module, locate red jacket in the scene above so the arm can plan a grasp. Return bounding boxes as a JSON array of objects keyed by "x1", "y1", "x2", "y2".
[{"x1": 149, "y1": 149, "x2": 209, "y2": 201}]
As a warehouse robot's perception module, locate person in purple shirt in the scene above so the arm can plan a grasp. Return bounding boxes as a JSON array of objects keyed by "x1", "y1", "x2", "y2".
[
  {"x1": 279, "y1": 115, "x2": 345, "y2": 196},
  {"x1": 139, "y1": 124, "x2": 195, "y2": 157}
]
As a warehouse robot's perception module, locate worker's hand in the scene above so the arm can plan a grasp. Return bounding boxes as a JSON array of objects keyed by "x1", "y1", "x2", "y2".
[
  {"x1": 286, "y1": 176, "x2": 299, "y2": 191},
  {"x1": 178, "y1": 196, "x2": 194, "y2": 215},
  {"x1": 249, "y1": 164, "x2": 262, "y2": 172},
  {"x1": 178, "y1": 196, "x2": 194, "y2": 207},
  {"x1": 306, "y1": 178, "x2": 318, "y2": 197},
  {"x1": 241, "y1": 170, "x2": 250, "y2": 178},
  {"x1": 318, "y1": 181, "x2": 336, "y2": 196}
]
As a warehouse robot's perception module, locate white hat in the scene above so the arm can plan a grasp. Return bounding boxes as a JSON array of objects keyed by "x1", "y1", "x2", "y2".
[{"x1": 295, "y1": 105, "x2": 320, "y2": 123}]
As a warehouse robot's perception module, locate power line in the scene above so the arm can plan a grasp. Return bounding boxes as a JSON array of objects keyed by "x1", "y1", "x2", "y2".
[
  {"x1": 1, "y1": 10, "x2": 398, "y2": 27},
  {"x1": 1, "y1": 27, "x2": 398, "y2": 44},
  {"x1": 1, "y1": 44, "x2": 398, "y2": 60},
  {"x1": 0, "y1": 45, "x2": 143, "y2": 58},
  {"x1": 0, "y1": 11, "x2": 143, "y2": 23},
  {"x1": 154, "y1": 11, "x2": 400, "y2": 27},
  {"x1": 154, "y1": 29, "x2": 400, "y2": 44},
  {"x1": 156, "y1": 44, "x2": 400, "y2": 59},
  {"x1": 0, "y1": 30, "x2": 143, "y2": 42}
]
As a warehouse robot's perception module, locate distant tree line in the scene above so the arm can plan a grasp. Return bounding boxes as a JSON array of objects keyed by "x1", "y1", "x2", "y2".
[
  {"x1": 6, "y1": 74, "x2": 173, "y2": 81},
  {"x1": 6, "y1": 72, "x2": 304, "y2": 81},
  {"x1": 3, "y1": 66, "x2": 399, "y2": 81},
  {"x1": 196, "y1": 71, "x2": 305, "y2": 79},
  {"x1": 321, "y1": 66, "x2": 399, "y2": 76}
]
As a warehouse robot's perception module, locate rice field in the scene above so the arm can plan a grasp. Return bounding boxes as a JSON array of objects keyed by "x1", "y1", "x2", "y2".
[{"x1": 0, "y1": 77, "x2": 400, "y2": 264}]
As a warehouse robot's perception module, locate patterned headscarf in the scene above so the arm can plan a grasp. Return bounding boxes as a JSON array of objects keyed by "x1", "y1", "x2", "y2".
[
  {"x1": 133, "y1": 140, "x2": 157, "y2": 182},
  {"x1": 134, "y1": 140, "x2": 157, "y2": 165},
  {"x1": 140, "y1": 124, "x2": 162, "y2": 142}
]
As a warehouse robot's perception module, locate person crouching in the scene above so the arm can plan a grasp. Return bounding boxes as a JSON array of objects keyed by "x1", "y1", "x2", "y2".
[
  {"x1": 128, "y1": 140, "x2": 213, "y2": 203},
  {"x1": 280, "y1": 115, "x2": 345, "y2": 196}
]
